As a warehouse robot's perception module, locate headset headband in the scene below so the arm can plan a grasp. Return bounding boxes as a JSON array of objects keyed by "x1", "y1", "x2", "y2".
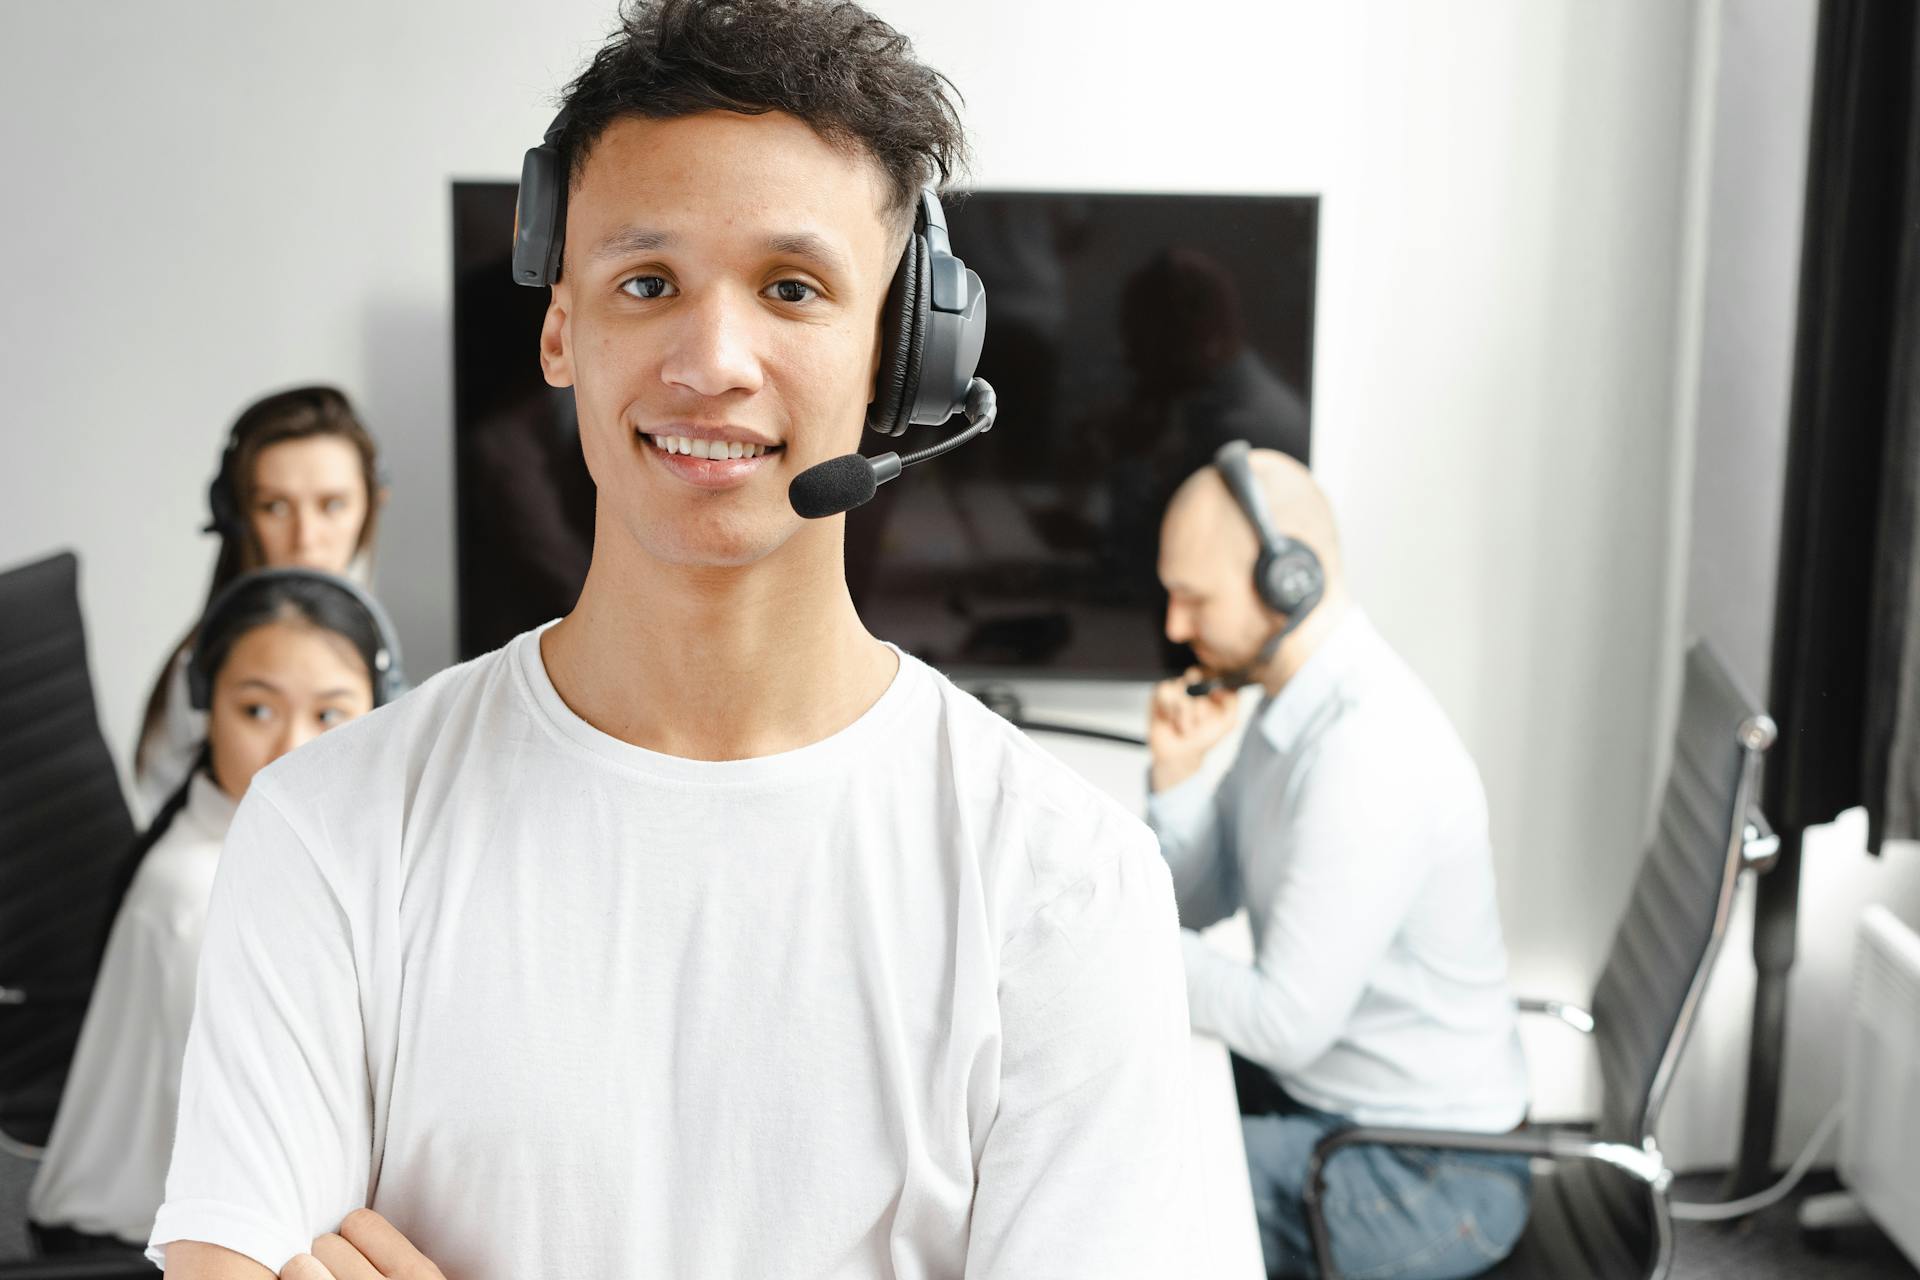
[
  {"x1": 1211, "y1": 440, "x2": 1325, "y2": 622},
  {"x1": 1213, "y1": 440, "x2": 1285, "y2": 554}
]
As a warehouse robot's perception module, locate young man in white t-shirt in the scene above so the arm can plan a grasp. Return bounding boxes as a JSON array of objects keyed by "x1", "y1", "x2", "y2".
[{"x1": 151, "y1": 3, "x2": 1189, "y2": 1278}]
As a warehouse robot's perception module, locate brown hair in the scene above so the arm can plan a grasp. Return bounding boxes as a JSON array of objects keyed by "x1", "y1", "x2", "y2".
[
  {"x1": 556, "y1": 0, "x2": 969, "y2": 245},
  {"x1": 135, "y1": 385, "x2": 383, "y2": 777}
]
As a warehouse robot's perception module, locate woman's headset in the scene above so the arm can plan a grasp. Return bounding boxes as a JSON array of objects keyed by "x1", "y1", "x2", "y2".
[
  {"x1": 510, "y1": 107, "x2": 993, "y2": 515},
  {"x1": 187, "y1": 568, "x2": 405, "y2": 711}
]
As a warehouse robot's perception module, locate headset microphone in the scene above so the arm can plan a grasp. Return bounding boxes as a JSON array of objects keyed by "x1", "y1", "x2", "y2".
[{"x1": 789, "y1": 378, "x2": 996, "y2": 519}]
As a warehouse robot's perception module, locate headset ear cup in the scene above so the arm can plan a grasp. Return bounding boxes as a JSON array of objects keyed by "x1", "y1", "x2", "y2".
[
  {"x1": 868, "y1": 236, "x2": 922, "y2": 438},
  {"x1": 186, "y1": 658, "x2": 212, "y2": 712},
  {"x1": 1261, "y1": 546, "x2": 1324, "y2": 616},
  {"x1": 205, "y1": 447, "x2": 240, "y2": 537},
  {"x1": 899, "y1": 235, "x2": 931, "y2": 433}
]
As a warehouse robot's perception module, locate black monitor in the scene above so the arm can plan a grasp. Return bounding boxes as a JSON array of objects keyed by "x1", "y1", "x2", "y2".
[{"x1": 453, "y1": 185, "x2": 1318, "y2": 678}]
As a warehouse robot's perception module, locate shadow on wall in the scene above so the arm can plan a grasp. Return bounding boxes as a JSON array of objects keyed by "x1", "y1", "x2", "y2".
[{"x1": 361, "y1": 300, "x2": 458, "y2": 681}]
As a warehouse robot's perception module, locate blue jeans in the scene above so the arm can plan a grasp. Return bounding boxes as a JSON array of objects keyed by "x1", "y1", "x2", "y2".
[{"x1": 1237, "y1": 1068, "x2": 1531, "y2": 1279}]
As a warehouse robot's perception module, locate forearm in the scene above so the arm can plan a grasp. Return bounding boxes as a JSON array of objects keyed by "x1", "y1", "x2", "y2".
[
  {"x1": 163, "y1": 1241, "x2": 275, "y2": 1279},
  {"x1": 1180, "y1": 929, "x2": 1341, "y2": 1075}
]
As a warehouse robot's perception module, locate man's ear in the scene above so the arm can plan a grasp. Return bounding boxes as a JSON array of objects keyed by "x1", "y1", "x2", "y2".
[{"x1": 539, "y1": 289, "x2": 574, "y2": 388}]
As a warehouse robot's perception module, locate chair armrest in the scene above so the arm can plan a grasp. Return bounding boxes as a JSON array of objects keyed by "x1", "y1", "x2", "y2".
[
  {"x1": 1301, "y1": 1124, "x2": 1669, "y2": 1279},
  {"x1": 1517, "y1": 997, "x2": 1595, "y2": 1035},
  {"x1": 1743, "y1": 805, "x2": 1781, "y2": 873}
]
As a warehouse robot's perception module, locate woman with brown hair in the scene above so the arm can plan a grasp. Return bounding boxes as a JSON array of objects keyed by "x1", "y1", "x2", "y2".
[{"x1": 133, "y1": 385, "x2": 387, "y2": 814}]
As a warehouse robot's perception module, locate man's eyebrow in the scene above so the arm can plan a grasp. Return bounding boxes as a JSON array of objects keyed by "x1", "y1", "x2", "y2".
[
  {"x1": 765, "y1": 231, "x2": 851, "y2": 275},
  {"x1": 587, "y1": 226, "x2": 852, "y2": 273},
  {"x1": 589, "y1": 226, "x2": 674, "y2": 262}
]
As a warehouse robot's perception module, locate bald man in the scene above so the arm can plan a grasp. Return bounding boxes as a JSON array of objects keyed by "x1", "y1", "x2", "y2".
[{"x1": 1147, "y1": 445, "x2": 1531, "y2": 1280}]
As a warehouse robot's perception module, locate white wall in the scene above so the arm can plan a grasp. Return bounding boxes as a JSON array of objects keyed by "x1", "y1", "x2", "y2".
[{"x1": 3, "y1": 0, "x2": 1706, "y2": 1143}]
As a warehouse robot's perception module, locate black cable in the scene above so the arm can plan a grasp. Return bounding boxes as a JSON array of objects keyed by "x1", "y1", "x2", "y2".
[
  {"x1": 966, "y1": 681, "x2": 1149, "y2": 747},
  {"x1": 1011, "y1": 719, "x2": 1148, "y2": 748}
]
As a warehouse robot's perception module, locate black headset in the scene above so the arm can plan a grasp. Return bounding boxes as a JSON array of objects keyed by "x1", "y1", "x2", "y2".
[
  {"x1": 187, "y1": 567, "x2": 405, "y2": 711},
  {"x1": 511, "y1": 106, "x2": 992, "y2": 514},
  {"x1": 204, "y1": 436, "x2": 247, "y2": 540},
  {"x1": 1212, "y1": 439, "x2": 1324, "y2": 622}
]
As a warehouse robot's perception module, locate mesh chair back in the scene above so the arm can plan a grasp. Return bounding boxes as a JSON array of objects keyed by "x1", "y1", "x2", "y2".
[
  {"x1": 1590, "y1": 642, "x2": 1767, "y2": 1145},
  {"x1": 0, "y1": 551, "x2": 137, "y2": 1146}
]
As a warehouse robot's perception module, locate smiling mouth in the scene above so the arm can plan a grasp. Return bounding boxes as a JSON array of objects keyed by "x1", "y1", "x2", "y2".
[{"x1": 644, "y1": 433, "x2": 782, "y2": 460}]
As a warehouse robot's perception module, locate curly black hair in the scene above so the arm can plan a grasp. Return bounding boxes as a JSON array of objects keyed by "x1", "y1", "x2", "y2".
[{"x1": 558, "y1": 0, "x2": 969, "y2": 230}]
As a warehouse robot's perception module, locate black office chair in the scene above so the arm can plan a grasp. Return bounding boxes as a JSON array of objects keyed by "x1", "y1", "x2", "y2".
[
  {"x1": 1301, "y1": 642, "x2": 1779, "y2": 1280},
  {"x1": 0, "y1": 551, "x2": 137, "y2": 1153}
]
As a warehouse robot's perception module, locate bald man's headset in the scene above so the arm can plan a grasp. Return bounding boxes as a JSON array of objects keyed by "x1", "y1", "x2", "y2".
[
  {"x1": 511, "y1": 107, "x2": 997, "y2": 519},
  {"x1": 1184, "y1": 440, "x2": 1325, "y2": 696}
]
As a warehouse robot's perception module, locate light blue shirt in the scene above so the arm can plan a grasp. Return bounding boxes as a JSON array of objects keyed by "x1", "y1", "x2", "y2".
[{"x1": 1148, "y1": 608, "x2": 1529, "y2": 1131}]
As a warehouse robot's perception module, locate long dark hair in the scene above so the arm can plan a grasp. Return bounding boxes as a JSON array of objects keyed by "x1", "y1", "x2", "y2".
[
  {"x1": 104, "y1": 572, "x2": 387, "y2": 959},
  {"x1": 136, "y1": 386, "x2": 382, "y2": 777}
]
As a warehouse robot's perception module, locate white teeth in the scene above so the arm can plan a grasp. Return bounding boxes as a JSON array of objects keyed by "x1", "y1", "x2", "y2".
[{"x1": 645, "y1": 433, "x2": 773, "y2": 459}]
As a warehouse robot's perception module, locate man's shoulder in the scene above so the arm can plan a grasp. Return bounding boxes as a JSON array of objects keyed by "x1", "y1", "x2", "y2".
[
  {"x1": 916, "y1": 659, "x2": 1146, "y2": 827},
  {"x1": 907, "y1": 656, "x2": 1164, "y2": 903},
  {"x1": 250, "y1": 633, "x2": 529, "y2": 817}
]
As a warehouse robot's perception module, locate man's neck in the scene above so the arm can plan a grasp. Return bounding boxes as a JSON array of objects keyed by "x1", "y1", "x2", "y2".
[
  {"x1": 1256, "y1": 594, "x2": 1352, "y2": 696},
  {"x1": 540, "y1": 519, "x2": 897, "y2": 762}
]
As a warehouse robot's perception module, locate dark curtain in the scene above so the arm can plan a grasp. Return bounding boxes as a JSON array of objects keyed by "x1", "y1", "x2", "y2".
[{"x1": 1768, "y1": 0, "x2": 1920, "y2": 852}]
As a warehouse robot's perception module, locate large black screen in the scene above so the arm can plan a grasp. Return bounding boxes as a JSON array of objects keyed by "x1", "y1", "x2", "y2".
[{"x1": 453, "y1": 186, "x2": 1317, "y2": 677}]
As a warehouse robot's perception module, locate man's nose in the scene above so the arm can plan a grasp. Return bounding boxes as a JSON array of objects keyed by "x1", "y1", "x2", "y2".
[
  {"x1": 659, "y1": 288, "x2": 764, "y2": 400},
  {"x1": 1165, "y1": 603, "x2": 1191, "y2": 644}
]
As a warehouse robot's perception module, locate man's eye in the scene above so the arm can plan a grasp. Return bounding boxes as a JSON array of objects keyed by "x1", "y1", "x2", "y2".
[
  {"x1": 768, "y1": 280, "x2": 817, "y2": 304},
  {"x1": 619, "y1": 276, "x2": 674, "y2": 300}
]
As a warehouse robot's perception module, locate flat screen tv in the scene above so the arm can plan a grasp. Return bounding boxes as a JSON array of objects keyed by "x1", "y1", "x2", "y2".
[{"x1": 453, "y1": 185, "x2": 1318, "y2": 678}]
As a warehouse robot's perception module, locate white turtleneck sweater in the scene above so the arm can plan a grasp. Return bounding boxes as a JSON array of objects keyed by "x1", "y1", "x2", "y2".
[{"x1": 30, "y1": 769, "x2": 237, "y2": 1245}]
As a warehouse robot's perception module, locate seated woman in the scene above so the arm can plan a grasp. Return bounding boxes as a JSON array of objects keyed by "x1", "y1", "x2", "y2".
[
  {"x1": 135, "y1": 385, "x2": 388, "y2": 817},
  {"x1": 28, "y1": 568, "x2": 401, "y2": 1257}
]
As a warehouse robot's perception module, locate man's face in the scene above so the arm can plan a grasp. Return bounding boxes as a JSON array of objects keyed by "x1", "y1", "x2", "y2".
[
  {"x1": 540, "y1": 110, "x2": 902, "y2": 568},
  {"x1": 1158, "y1": 501, "x2": 1272, "y2": 676}
]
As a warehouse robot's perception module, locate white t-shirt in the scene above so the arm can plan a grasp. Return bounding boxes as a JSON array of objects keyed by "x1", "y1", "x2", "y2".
[
  {"x1": 31, "y1": 770, "x2": 236, "y2": 1244},
  {"x1": 150, "y1": 627, "x2": 1191, "y2": 1279}
]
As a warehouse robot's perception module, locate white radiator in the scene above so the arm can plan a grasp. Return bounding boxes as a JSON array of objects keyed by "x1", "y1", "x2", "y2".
[{"x1": 1839, "y1": 904, "x2": 1920, "y2": 1267}]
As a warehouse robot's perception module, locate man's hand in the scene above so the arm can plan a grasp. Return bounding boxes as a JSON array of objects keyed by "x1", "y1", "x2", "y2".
[
  {"x1": 1148, "y1": 667, "x2": 1239, "y2": 793},
  {"x1": 281, "y1": 1210, "x2": 446, "y2": 1280}
]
